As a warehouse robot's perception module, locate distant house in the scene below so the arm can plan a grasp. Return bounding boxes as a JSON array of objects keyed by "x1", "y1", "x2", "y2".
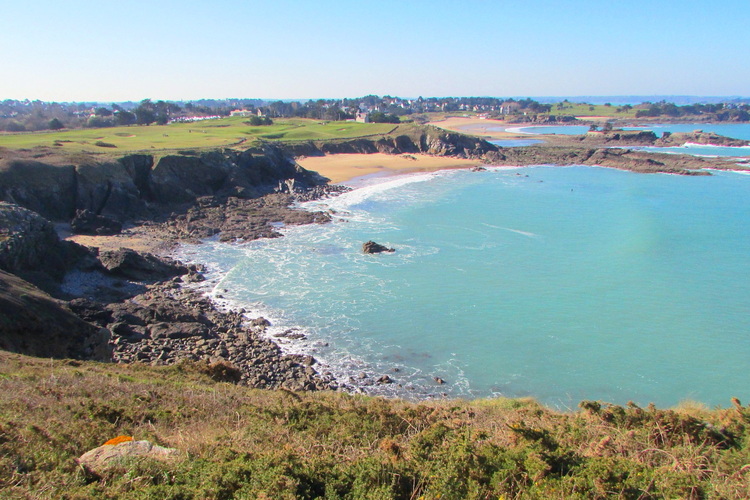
[
  {"x1": 229, "y1": 109, "x2": 253, "y2": 117},
  {"x1": 355, "y1": 111, "x2": 370, "y2": 123}
]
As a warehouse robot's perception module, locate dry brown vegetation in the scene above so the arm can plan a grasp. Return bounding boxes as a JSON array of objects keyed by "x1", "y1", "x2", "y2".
[{"x1": 0, "y1": 351, "x2": 748, "y2": 499}]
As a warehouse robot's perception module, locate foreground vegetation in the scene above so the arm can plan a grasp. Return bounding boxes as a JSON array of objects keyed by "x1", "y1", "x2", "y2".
[{"x1": 0, "y1": 352, "x2": 748, "y2": 499}]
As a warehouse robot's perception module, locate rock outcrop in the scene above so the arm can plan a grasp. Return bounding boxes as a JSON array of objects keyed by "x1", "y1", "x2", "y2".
[
  {"x1": 0, "y1": 269, "x2": 111, "y2": 360},
  {"x1": 0, "y1": 145, "x2": 327, "y2": 223},
  {"x1": 655, "y1": 131, "x2": 750, "y2": 147},
  {"x1": 70, "y1": 209, "x2": 123, "y2": 235},
  {"x1": 0, "y1": 202, "x2": 96, "y2": 293},
  {"x1": 285, "y1": 126, "x2": 498, "y2": 159},
  {"x1": 97, "y1": 248, "x2": 188, "y2": 282},
  {"x1": 71, "y1": 282, "x2": 337, "y2": 391},
  {"x1": 362, "y1": 241, "x2": 395, "y2": 254}
]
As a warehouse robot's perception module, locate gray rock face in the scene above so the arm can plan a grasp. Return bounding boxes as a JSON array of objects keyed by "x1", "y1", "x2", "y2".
[
  {"x1": 70, "y1": 209, "x2": 123, "y2": 235},
  {"x1": 78, "y1": 440, "x2": 179, "y2": 474},
  {"x1": 0, "y1": 145, "x2": 327, "y2": 224},
  {"x1": 98, "y1": 248, "x2": 188, "y2": 282},
  {"x1": 0, "y1": 269, "x2": 112, "y2": 361},
  {"x1": 0, "y1": 202, "x2": 94, "y2": 292}
]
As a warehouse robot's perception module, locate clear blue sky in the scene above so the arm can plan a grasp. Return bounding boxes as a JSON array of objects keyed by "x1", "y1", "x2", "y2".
[{"x1": 2, "y1": 0, "x2": 748, "y2": 102}]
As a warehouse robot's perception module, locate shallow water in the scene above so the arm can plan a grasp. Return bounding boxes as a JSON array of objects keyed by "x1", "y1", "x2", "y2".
[
  {"x1": 515, "y1": 123, "x2": 750, "y2": 141},
  {"x1": 176, "y1": 166, "x2": 750, "y2": 408},
  {"x1": 490, "y1": 139, "x2": 544, "y2": 147}
]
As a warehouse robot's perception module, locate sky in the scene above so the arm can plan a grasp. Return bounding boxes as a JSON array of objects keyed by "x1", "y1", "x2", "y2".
[{"x1": 1, "y1": 0, "x2": 748, "y2": 102}]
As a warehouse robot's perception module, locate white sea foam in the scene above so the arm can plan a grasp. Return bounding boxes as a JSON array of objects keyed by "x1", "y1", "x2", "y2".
[
  {"x1": 683, "y1": 142, "x2": 750, "y2": 149},
  {"x1": 504, "y1": 126, "x2": 537, "y2": 134},
  {"x1": 479, "y1": 222, "x2": 539, "y2": 238}
]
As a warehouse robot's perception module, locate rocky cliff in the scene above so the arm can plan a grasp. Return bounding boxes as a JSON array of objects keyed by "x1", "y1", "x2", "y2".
[
  {"x1": 0, "y1": 269, "x2": 111, "y2": 361},
  {"x1": 0, "y1": 202, "x2": 96, "y2": 293},
  {"x1": 0, "y1": 144, "x2": 327, "y2": 223},
  {"x1": 284, "y1": 125, "x2": 498, "y2": 159}
]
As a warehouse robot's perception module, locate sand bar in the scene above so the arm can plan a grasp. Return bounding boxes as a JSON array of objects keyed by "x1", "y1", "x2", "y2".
[{"x1": 297, "y1": 153, "x2": 482, "y2": 184}]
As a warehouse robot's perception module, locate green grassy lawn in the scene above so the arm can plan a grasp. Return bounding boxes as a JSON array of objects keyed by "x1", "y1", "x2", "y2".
[
  {"x1": 0, "y1": 117, "x2": 399, "y2": 154},
  {"x1": 550, "y1": 103, "x2": 638, "y2": 118}
]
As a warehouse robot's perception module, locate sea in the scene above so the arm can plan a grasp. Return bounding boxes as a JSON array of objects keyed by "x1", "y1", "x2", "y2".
[
  {"x1": 510, "y1": 123, "x2": 750, "y2": 158},
  {"x1": 175, "y1": 124, "x2": 750, "y2": 410}
]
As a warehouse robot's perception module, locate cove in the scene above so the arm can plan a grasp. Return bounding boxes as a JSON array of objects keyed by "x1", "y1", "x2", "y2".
[{"x1": 176, "y1": 166, "x2": 750, "y2": 409}]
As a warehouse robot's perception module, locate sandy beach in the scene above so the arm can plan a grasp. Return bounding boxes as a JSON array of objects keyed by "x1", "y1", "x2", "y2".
[
  {"x1": 429, "y1": 116, "x2": 530, "y2": 140},
  {"x1": 56, "y1": 223, "x2": 173, "y2": 255},
  {"x1": 296, "y1": 153, "x2": 483, "y2": 184}
]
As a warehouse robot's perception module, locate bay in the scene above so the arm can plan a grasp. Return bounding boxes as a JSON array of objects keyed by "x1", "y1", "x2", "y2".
[{"x1": 176, "y1": 165, "x2": 750, "y2": 409}]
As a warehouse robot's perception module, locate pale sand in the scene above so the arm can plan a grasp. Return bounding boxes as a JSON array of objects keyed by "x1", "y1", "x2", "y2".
[
  {"x1": 429, "y1": 117, "x2": 525, "y2": 140},
  {"x1": 297, "y1": 153, "x2": 482, "y2": 184},
  {"x1": 56, "y1": 223, "x2": 172, "y2": 255}
]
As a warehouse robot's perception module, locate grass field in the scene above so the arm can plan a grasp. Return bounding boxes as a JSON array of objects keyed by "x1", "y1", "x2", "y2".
[
  {"x1": 549, "y1": 103, "x2": 639, "y2": 118},
  {"x1": 0, "y1": 117, "x2": 399, "y2": 154}
]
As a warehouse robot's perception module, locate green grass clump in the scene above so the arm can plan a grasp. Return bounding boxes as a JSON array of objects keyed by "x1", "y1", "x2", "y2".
[{"x1": 0, "y1": 351, "x2": 748, "y2": 499}]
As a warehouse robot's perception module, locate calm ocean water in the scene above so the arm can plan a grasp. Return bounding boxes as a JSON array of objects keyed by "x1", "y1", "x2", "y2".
[
  {"x1": 514, "y1": 123, "x2": 750, "y2": 140},
  {"x1": 176, "y1": 165, "x2": 750, "y2": 409},
  {"x1": 510, "y1": 123, "x2": 750, "y2": 159}
]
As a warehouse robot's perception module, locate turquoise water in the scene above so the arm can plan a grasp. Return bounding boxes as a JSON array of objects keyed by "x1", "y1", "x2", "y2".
[
  {"x1": 626, "y1": 144, "x2": 750, "y2": 158},
  {"x1": 177, "y1": 166, "x2": 750, "y2": 409},
  {"x1": 516, "y1": 123, "x2": 750, "y2": 141},
  {"x1": 490, "y1": 139, "x2": 543, "y2": 147}
]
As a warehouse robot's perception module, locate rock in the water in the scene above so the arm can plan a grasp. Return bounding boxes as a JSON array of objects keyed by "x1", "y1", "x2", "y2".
[
  {"x1": 78, "y1": 440, "x2": 179, "y2": 474},
  {"x1": 362, "y1": 240, "x2": 395, "y2": 254},
  {"x1": 70, "y1": 209, "x2": 123, "y2": 235}
]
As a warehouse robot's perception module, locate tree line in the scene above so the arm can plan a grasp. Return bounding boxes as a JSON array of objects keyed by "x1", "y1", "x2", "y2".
[{"x1": 2, "y1": 96, "x2": 749, "y2": 132}]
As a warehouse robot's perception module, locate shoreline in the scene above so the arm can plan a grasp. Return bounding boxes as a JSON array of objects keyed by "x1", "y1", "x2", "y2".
[
  {"x1": 296, "y1": 152, "x2": 483, "y2": 184},
  {"x1": 55, "y1": 154, "x2": 748, "y2": 402}
]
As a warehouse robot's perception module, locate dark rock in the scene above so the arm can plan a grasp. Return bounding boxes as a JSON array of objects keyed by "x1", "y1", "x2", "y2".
[
  {"x1": 0, "y1": 270, "x2": 112, "y2": 360},
  {"x1": 434, "y1": 376, "x2": 446, "y2": 385},
  {"x1": 70, "y1": 209, "x2": 122, "y2": 235},
  {"x1": 0, "y1": 202, "x2": 96, "y2": 294},
  {"x1": 98, "y1": 249, "x2": 188, "y2": 282},
  {"x1": 251, "y1": 317, "x2": 271, "y2": 327},
  {"x1": 362, "y1": 240, "x2": 395, "y2": 254},
  {"x1": 377, "y1": 375, "x2": 394, "y2": 384}
]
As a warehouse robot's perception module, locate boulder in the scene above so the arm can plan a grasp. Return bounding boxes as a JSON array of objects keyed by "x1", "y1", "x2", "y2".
[
  {"x1": 362, "y1": 241, "x2": 395, "y2": 254},
  {"x1": 78, "y1": 440, "x2": 179, "y2": 474},
  {"x1": 70, "y1": 209, "x2": 123, "y2": 235},
  {"x1": 98, "y1": 249, "x2": 188, "y2": 282}
]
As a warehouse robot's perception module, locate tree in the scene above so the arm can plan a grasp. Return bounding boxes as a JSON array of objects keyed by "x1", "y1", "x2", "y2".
[
  {"x1": 48, "y1": 118, "x2": 64, "y2": 130},
  {"x1": 602, "y1": 121, "x2": 613, "y2": 132},
  {"x1": 246, "y1": 115, "x2": 273, "y2": 126},
  {"x1": 114, "y1": 110, "x2": 136, "y2": 126},
  {"x1": 369, "y1": 112, "x2": 400, "y2": 124}
]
